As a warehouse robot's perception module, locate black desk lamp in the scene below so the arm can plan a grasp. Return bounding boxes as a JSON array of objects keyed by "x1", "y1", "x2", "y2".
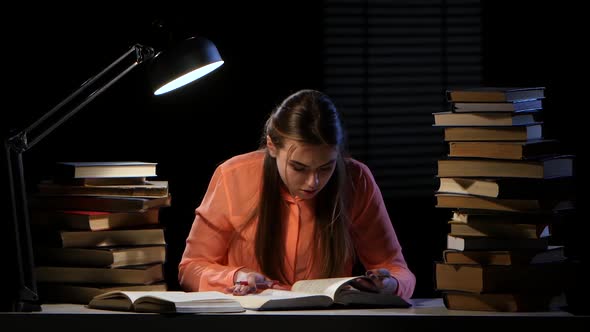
[{"x1": 4, "y1": 36, "x2": 223, "y2": 312}]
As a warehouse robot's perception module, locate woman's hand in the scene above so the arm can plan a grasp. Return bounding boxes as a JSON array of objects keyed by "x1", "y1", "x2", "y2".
[
  {"x1": 227, "y1": 269, "x2": 287, "y2": 296},
  {"x1": 350, "y1": 268, "x2": 399, "y2": 294}
]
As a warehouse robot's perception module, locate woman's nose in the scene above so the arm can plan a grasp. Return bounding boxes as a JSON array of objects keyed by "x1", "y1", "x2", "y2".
[{"x1": 306, "y1": 171, "x2": 319, "y2": 187}]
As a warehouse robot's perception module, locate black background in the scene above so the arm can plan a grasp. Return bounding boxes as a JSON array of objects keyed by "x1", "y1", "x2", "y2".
[{"x1": 1, "y1": 1, "x2": 587, "y2": 312}]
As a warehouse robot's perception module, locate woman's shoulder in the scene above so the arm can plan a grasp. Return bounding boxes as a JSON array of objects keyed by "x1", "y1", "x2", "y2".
[
  {"x1": 219, "y1": 150, "x2": 265, "y2": 170},
  {"x1": 215, "y1": 150, "x2": 265, "y2": 184},
  {"x1": 344, "y1": 157, "x2": 379, "y2": 192},
  {"x1": 207, "y1": 151, "x2": 263, "y2": 217},
  {"x1": 344, "y1": 157, "x2": 372, "y2": 176}
]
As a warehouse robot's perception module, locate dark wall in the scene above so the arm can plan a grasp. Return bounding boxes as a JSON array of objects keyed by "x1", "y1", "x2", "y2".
[
  {"x1": 1, "y1": 1, "x2": 587, "y2": 311},
  {"x1": 1, "y1": 2, "x2": 325, "y2": 309},
  {"x1": 482, "y1": 1, "x2": 584, "y2": 158},
  {"x1": 482, "y1": 1, "x2": 587, "y2": 313}
]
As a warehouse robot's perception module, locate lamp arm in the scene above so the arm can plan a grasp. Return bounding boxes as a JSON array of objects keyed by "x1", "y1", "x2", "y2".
[
  {"x1": 8, "y1": 44, "x2": 156, "y2": 153},
  {"x1": 4, "y1": 43, "x2": 155, "y2": 312}
]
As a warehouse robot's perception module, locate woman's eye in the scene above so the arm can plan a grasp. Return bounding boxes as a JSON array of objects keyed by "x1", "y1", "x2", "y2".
[{"x1": 291, "y1": 165, "x2": 305, "y2": 172}]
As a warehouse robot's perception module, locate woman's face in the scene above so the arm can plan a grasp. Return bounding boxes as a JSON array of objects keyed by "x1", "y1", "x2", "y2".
[{"x1": 268, "y1": 137, "x2": 338, "y2": 200}]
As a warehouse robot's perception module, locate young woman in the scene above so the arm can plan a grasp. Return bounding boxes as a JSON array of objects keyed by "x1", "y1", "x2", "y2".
[{"x1": 178, "y1": 89, "x2": 416, "y2": 299}]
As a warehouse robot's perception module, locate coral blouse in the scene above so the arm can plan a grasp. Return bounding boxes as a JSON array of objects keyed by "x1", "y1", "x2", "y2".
[{"x1": 178, "y1": 150, "x2": 416, "y2": 299}]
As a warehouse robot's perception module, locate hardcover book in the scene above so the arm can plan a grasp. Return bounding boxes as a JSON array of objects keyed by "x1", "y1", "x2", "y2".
[
  {"x1": 35, "y1": 228, "x2": 166, "y2": 248},
  {"x1": 31, "y1": 194, "x2": 172, "y2": 213},
  {"x1": 435, "y1": 193, "x2": 574, "y2": 213},
  {"x1": 434, "y1": 262, "x2": 566, "y2": 293},
  {"x1": 437, "y1": 155, "x2": 574, "y2": 179},
  {"x1": 35, "y1": 263, "x2": 165, "y2": 285},
  {"x1": 442, "y1": 124, "x2": 543, "y2": 141},
  {"x1": 53, "y1": 177, "x2": 149, "y2": 186},
  {"x1": 442, "y1": 246, "x2": 566, "y2": 266},
  {"x1": 37, "y1": 180, "x2": 169, "y2": 198},
  {"x1": 448, "y1": 220, "x2": 550, "y2": 239},
  {"x1": 446, "y1": 234, "x2": 549, "y2": 251},
  {"x1": 450, "y1": 210, "x2": 558, "y2": 224},
  {"x1": 447, "y1": 139, "x2": 560, "y2": 160},
  {"x1": 32, "y1": 209, "x2": 160, "y2": 231},
  {"x1": 433, "y1": 111, "x2": 539, "y2": 126},
  {"x1": 54, "y1": 161, "x2": 157, "y2": 179},
  {"x1": 446, "y1": 87, "x2": 545, "y2": 102},
  {"x1": 451, "y1": 99, "x2": 543, "y2": 113},
  {"x1": 436, "y1": 177, "x2": 574, "y2": 199},
  {"x1": 34, "y1": 245, "x2": 167, "y2": 268}
]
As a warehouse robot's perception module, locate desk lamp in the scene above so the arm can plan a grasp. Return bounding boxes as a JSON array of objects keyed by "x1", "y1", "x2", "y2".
[{"x1": 4, "y1": 36, "x2": 224, "y2": 312}]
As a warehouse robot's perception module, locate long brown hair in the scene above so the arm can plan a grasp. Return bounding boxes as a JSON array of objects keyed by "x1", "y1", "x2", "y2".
[{"x1": 254, "y1": 89, "x2": 353, "y2": 282}]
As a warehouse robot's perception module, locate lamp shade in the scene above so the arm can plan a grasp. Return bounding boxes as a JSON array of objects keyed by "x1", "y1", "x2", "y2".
[{"x1": 150, "y1": 36, "x2": 224, "y2": 95}]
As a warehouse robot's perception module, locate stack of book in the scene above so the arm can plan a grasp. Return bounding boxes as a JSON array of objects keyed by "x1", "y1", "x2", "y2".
[
  {"x1": 30, "y1": 161, "x2": 172, "y2": 304},
  {"x1": 432, "y1": 87, "x2": 576, "y2": 312}
]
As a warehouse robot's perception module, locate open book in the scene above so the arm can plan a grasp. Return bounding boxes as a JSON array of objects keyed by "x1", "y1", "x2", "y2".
[
  {"x1": 232, "y1": 276, "x2": 411, "y2": 311},
  {"x1": 88, "y1": 276, "x2": 411, "y2": 313},
  {"x1": 88, "y1": 291, "x2": 245, "y2": 313}
]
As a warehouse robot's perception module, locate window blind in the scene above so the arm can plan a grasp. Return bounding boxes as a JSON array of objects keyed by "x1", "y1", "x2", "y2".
[{"x1": 322, "y1": 0, "x2": 483, "y2": 198}]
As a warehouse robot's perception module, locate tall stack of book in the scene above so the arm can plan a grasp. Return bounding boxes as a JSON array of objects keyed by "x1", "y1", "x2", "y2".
[
  {"x1": 432, "y1": 87, "x2": 576, "y2": 312},
  {"x1": 30, "y1": 161, "x2": 172, "y2": 304}
]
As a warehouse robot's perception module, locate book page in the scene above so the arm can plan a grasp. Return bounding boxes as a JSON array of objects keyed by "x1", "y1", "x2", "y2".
[
  {"x1": 136, "y1": 291, "x2": 233, "y2": 304},
  {"x1": 90, "y1": 291, "x2": 244, "y2": 313},
  {"x1": 291, "y1": 277, "x2": 411, "y2": 308},
  {"x1": 92, "y1": 290, "x2": 157, "y2": 302},
  {"x1": 135, "y1": 291, "x2": 243, "y2": 313},
  {"x1": 291, "y1": 276, "x2": 358, "y2": 298},
  {"x1": 232, "y1": 289, "x2": 333, "y2": 310},
  {"x1": 94, "y1": 291, "x2": 229, "y2": 304}
]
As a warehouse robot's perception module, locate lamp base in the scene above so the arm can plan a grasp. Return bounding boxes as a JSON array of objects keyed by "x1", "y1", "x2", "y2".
[{"x1": 13, "y1": 300, "x2": 42, "y2": 312}]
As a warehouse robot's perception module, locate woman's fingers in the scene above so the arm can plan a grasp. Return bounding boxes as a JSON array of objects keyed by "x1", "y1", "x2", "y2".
[
  {"x1": 364, "y1": 269, "x2": 393, "y2": 291},
  {"x1": 348, "y1": 277, "x2": 379, "y2": 292}
]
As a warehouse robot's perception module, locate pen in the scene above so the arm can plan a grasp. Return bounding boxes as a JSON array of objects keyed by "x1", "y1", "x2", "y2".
[{"x1": 235, "y1": 280, "x2": 279, "y2": 289}]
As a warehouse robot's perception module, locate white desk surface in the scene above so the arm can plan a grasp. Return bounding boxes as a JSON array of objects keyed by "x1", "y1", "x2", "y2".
[{"x1": 31, "y1": 297, "x2": 575, "y2": 316}]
